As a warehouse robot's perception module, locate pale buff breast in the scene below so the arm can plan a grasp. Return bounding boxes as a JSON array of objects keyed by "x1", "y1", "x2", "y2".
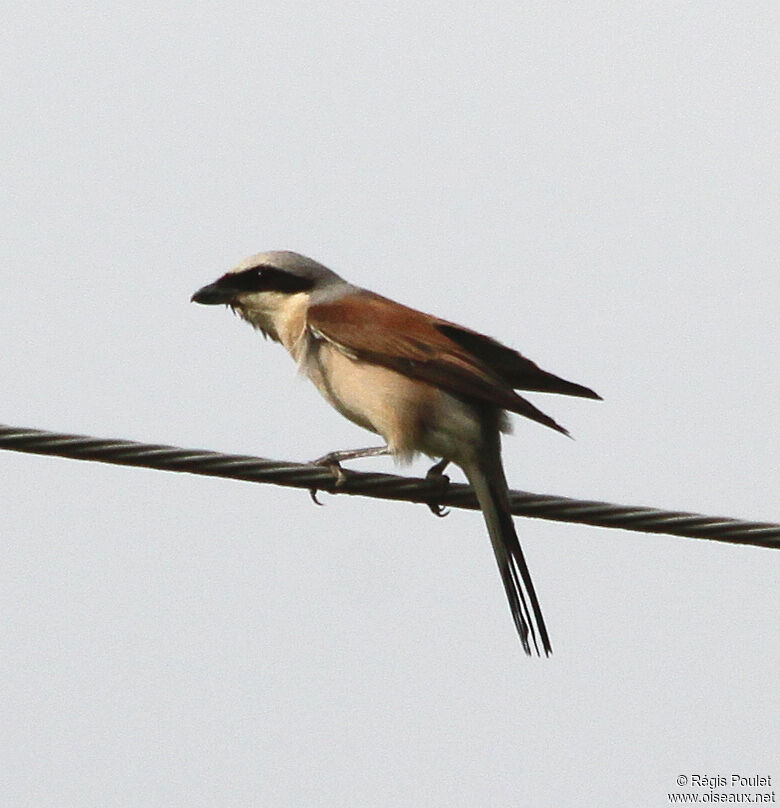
[
  {"x1": 299, "y1": 338, "x2": 485, "y2": 465},
  {"x1": 232, "y1": 289, "x2": 486, "y2": 465}
]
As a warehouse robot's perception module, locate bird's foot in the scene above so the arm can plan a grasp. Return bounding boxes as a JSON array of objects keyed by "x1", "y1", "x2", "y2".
[
  {"x1": 425, "y1": 458, "x2": 451, "y2": 517},
  {"x1": 308, "y1": 453, "x2": 347, "y2": 506},
  {"x1": 307, "y1": 446, "x2": 390, "y2": 506}
]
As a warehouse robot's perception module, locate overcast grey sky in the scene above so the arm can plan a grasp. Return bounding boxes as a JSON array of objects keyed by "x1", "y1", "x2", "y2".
[{"x1": 1, "y1": 3, "x2": 778, "y2": 806}]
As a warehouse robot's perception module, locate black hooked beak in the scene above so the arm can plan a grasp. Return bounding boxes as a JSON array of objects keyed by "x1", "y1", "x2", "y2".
[{"x1": 191, "y1": 280, "x2": 237, "y2": 305}]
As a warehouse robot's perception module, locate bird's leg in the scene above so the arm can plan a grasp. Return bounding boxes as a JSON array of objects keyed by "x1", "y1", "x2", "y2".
[
  {"x1": 312, "y1": 445, "x2": 392, "y2": 467},
  {"x1": 425, "y1": 458, "x2": 451, "y2": 517},
  {"x1": 309, "y1": 445, "x2": 391, "y2": 505}
]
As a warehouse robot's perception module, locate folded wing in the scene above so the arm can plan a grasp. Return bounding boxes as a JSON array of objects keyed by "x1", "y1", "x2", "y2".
[
  {"x1": 435, "y1": 323, "x2": 601, "y2": 400},
  {"x1": 307, "y1": 290, "x2": 599, "y2": 435}
]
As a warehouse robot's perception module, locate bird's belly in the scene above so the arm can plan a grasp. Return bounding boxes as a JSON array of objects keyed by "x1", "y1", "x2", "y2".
[{"x1": 304, "y1": 343, "x2": 483, "y2": 464}]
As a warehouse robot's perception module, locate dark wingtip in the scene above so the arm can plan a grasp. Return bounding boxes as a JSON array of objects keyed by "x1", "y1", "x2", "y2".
[
  {"x1": 546, "y1": 414, "x2": 572, "y2": 438},
  {"x1": 554, "y1": 380, "x2": 602, "y2": 400},
  {"x1": 579, "y1": 386, "x2": 603, "y2": 401}
]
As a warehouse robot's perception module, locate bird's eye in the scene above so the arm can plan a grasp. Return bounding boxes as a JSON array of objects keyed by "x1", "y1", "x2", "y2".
[
  {"x1": 216, "y1": 264, "x2": 315, "y2": 295},
  {"x1": 224, "y1": 265, "x2": 270, "y2": 292}
]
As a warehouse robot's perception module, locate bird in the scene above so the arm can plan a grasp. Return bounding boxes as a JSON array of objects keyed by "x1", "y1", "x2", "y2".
[{"x1": 192, "y1": 251, "x2": 600, "y2": 656}]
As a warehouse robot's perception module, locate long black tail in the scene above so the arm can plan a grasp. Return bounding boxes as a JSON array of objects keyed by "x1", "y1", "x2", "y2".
[{"x1": 465, "y1": 462, "x2": 552, "y2": 656}]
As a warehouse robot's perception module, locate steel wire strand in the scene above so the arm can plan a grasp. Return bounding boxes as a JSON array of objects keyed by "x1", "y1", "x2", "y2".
[{"x1": 0, "y1": 424, "x2": 777, "y2": 549}]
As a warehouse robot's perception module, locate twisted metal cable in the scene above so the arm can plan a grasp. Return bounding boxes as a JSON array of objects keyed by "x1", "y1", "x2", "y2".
[{"x1": 1, "y1": 423, "x2": 777, "y2": 549}]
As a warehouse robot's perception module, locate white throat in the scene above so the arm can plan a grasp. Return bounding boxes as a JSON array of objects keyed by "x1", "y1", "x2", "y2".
[{"x1": 236, "y1": 291, "x2": 311, "y2": 356}]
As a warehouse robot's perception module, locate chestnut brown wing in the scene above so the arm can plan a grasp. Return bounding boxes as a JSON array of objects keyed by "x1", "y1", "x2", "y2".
[{"x1": 307, "y1": 291, "x2": 569, "y2": 434}]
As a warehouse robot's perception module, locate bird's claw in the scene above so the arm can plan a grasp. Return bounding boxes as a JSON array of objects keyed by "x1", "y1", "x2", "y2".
[
  {"x1": 428, "y1": 500, "x2": 449, "y2": 518},
  {"x1": 425, "y1": 460, "x2": 451, "y2": 518},
  {"x1": 308, "y1": 453, "x2": 348, "y2": 506}
]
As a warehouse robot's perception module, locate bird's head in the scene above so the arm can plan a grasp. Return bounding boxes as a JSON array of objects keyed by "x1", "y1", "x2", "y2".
[{"x1": 191, "y1": 250, "x2": 344, "y2": 341}]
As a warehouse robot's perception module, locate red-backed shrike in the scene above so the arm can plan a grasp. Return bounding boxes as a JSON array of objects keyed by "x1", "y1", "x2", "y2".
[{"x1": 192, "y1": 251, "x2": 600, "y2": 656}]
